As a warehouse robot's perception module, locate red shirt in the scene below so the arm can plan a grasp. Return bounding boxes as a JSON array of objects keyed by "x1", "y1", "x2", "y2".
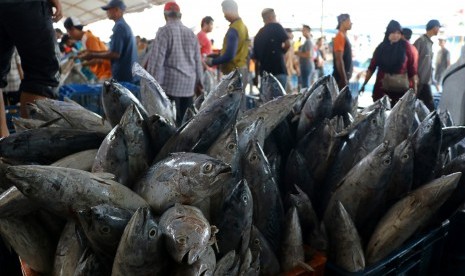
[{"x1": 197, "y1": 30, "x2": 212, "y2": 56}]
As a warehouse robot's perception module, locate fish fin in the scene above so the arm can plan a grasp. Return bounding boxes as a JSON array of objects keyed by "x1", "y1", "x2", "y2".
[
  {"x1": 297, "y1": 260, "x2": 315, "y2": 272},
  {"x1": 38, "y1": 117, "x2": 63, "y2": 128}
]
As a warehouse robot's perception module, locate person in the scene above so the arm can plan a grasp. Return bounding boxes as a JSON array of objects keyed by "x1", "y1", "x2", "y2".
[
  {"x1": 55, "y1": 28, "x2": 64, "y2": 40},
  {"x1": 402, "y1": 28, "x2": 419, "y2": 73},
  {"x1": 79, "y1": 0, "x2": 138, "y2": 83},
  {"x1": 413, "y1": 19, "x2": 442, "y2": 111},
  {"x1": 64, "y1": 17, "x2": 112, "y2": 81},
  {"x1": 198, "y1": 16, "x2": 214, "y2": 57},
  {"x1": 332, "y1": 13, "x2": 353, "y2": 90},
  {"x1": 434, "y1": 38, "x2": 450, "y2": 91},
  {"x1": 314, "y1": 37, "x2": 327, "y2": 80},
  {"x1": 0, "y1": 0, "x2": 62, "y2": 130},
  {"x1": 252, "y1": 8, "x2": 290, "y2": 88},
  {"x1": 3, "y1": 48, "x2": 23, "y2": 106},
  {"x1": 295, "y1": 25, "x2": 314, "y2": 89},
  {"x1": 360, "y1": 20, "x2": 417, "y2": 107},
  {"x1": 284, "y1": 28, "x2": 300, "y2": 93},
  {"x1": 146, "y1": 2, "x2": 203, "y2": 126},
  {"x1": 205, "y1": 0, "x2": 249, "y2": 86}
]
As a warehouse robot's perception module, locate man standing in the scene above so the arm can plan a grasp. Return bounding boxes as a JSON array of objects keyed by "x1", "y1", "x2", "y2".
[
  {"x1": 414, "y1": 19, "x2": 442, "y2": 111},
  {"x1": 64, "y1": 17, "x2": 112, "y2": 81},
  {"x1": 198, "y1": 16, "x2": 214, "y2": 57},
  {"x1": 402, "y1": 28, "x2": 419, "y2": 93},
  {"x1": 205, "y1": 0, "x2": 249, "y2": 85},
  {"x1": 79, "y1": 0, "x2": 138, "y2": 83},
  {"x1": 0, "y1": 0, "x2": 62, "y2": 132},
  {"x1": 147, "y1": 2, "x2": 203, "y2": 126},
  {"x1": 295, "y1": 24, "x2": 314, "y2": 89},
  {"x1": 434, "y1": 38, "x2": 450, "y2": 91},
  {"x1": 253, "y1": 8, "x2": 290, "y2": 88},
  {"x1": 332, "y1": 13, "x2": 353, "y2": 90}
]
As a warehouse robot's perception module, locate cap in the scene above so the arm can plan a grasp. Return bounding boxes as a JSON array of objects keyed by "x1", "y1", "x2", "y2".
[
  {"x1": 101, "y1": 0, "x2": 126, "y2": 11},
  {"x1": 336, "y1": 13, "x2": 350, "y2": 29},
  {"x1": 63, "y1": 17, "x2": 83, "y2": 30},
  {"x1": 164, "y1": 2, "x2": 180, "y2": 13},
  {"x1": 426, "y1": 19, "x2": 442, "y2": 31}
]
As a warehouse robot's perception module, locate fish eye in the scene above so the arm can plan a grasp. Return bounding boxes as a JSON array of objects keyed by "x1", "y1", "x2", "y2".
[
  {"x1": 249, "y1": 154, "x2": 258, "y2": 162},
  {"x1": 383, "y1": 158, "x2": 391, "y2": 165},
  {"x1": 101, "y1": 226, "x2": 110, "y2": 234},
  {"x1": 23, "y1": 187, "x2": 32, "y2": 195},
  {"x1": 149, "y1": 228, "x2": 157, "y2": 238},
  {"x1": 177, "y1": 236, "x2": 187, "y2": 245},
  {"x1": 203, "y1": 163, "x2": 213, "y2": 173},
  {"x1": 371, "y1": 119, "x2": 377, "y2": 124},
  {"x1": 402, "y1": 154, "x2": 409, "y2": 160},
  {"x1": 227, "y1": 143, "x2": 236, "y2": 150}
]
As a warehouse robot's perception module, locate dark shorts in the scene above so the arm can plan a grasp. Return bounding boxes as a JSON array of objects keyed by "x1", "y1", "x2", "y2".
[{"x1": 0, "y1": 2, "x2": 60, "y2": 98}]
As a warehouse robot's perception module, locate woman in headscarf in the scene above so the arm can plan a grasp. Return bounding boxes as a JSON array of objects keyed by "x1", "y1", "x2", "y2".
[{"x1": 360, "y1": 20, "x2": 417, "y2": 107}]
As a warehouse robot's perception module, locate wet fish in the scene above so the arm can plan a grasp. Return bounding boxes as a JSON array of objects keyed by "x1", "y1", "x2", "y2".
[
  {"x1": 441, "y1": 126, "x2": 465, "y2": 153},
  {"x1": 249, "y1": 225, "x2": 280, "y2": 275},
  {"x1": 383, "y1": 89, "x2": 416, "y2": 147},
  {"x1": 242, "y1": 139, "x2": 284, "y2": 254},
  {"x1": 53, "y1": 221, "x2": 83, "y2": 276},
  {"x1": 132, "y1": 63, "x2": 176, "y2": 125},
  {"x1": 74, "y1": 247, "x2": 111, "y2": 276},
  {"x1": 415, "y1": 99, "x2": 431, "y2": 123},
  {"x1": 174, "y1": 246, "x2": 216, "y2": 276},
  {"x1": 77, "y1": 204, "x2": 133, "y2": 259},
  {"x1": 411, "y1": 111, "x2": 442, "y2": 189},
  {"x1": 34, "y1": 97, "x2": 112, "y2": 134},
  {"x1": 101, "y1": 79, "x2": 149, "y2": 127},
  {"x1": 0, "y1": 128, "x2": 106, "y2": 164},
  {"x1": 259, "y1": 72, "x2": 286, "y2": 103},
  {"x1": 0, "y1": 186, "x2": 37, "y2": 217},
  {"x1": 159, "y1": 204, "x2": 215, "y2": 265},
  {"x1": 112, "y1": 207, "x2": 166, "y2": 275},
  {"x1": 214, "y1": 250, "x2": 237, "y2": 276},
  {"x1": 324, "y1": 141, "x2": 394, "y2": 236},
  {"x1": 134, "y1": 152, "x2": 231, "y2": 214},
  {"x1": 237, "y1": 93, "x2": 302, "y2": 139},
  {"x1": 284, "y1": 149, "x2": 316, "y2": 203},
  {"x1": 280, "y1": 207, "x2": 304, "y2": 272},
  {"x1": 7, "y1": 165, "x2": 149, "y2": 218},
  {"x1": 146, "y1": 114, "x2": 177, "y2": 157},
  {"x1": 217, "y1": 179, "x2": 253, "y2": 258},
  {"x1": 0, "y1": 214, "x2": 55, "y2": 273},
  {"x1": 288, "y1": 185, "x2": 326, "y2": 251},
  {"x1": 201, "y1": 70, "x2": 242, "y2": 111},
  {"x1": 296, "y1": 84, "x2": 332, "y2": 140},
  {"x1": 12, "y1": 117, "x2": 62, "y2": 132},
  {"x1": 182, "y1": 106, "x2": 197, "y2": 125},
  {"x1": 91, "y1": 125, "x2": 129, "y2": 186},
  {"x1": 120, "y1": 104, "x2": 153, "y2": 186},
  {"x1": 331, "y1": 86, "x2": 354, "y2": 127},
  {"x1": 52, "y1": 149, "x2": 98, "y2": 171},
  {"x1": 366, "y1": 173, "x2": 461, "y2": 265},
  {"x1": 326, "y1": 201, "x2": 365, "y2": 272},
  {"x1": 207, "y1": 122, "x2": 240, "y2": 173},
  {"x1": 155, "y1": 92, "x2": 242, "y2": 162}
]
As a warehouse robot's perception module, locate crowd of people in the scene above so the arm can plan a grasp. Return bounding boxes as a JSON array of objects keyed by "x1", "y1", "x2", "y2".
[{"x1": 0, "y1": 0, "x2": 458, "y2": 138}]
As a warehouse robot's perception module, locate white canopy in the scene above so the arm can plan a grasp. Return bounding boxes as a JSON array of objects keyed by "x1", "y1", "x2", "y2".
[{"x1": 61, "y1": 0, "x2": 168, "y2": 25}]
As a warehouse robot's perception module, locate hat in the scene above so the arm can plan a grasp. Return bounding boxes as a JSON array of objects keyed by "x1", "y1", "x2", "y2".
[
  {"x1": 426, "y1": 19, "x2": 442, "y2": 31},
  {"x1": 336, "y1": 13, "x2": 350, "y2": 29},
  {"x1": 101, "y1": 0, "x2": 126, "y2": 11},
  {"x1": 385, "y1": 20, "x2": 402, "y2": 35},
  {"x1": 63, "y1": 17, "x2": 83, "y2": 30},
  {"x1": 164, "y1": 2, "x2": 180, "y2": 13}
]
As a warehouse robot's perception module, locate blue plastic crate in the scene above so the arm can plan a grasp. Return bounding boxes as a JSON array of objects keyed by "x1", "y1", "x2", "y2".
[{"x1": 58, "y1": 82, "x2": 141, "y2": 115}]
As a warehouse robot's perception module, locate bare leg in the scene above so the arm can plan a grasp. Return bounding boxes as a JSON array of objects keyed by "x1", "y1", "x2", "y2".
[
  {"x1": 0, "y1": 89, "x2": 10, "y2": 137},
  {"x1": 20, "y1": 91, "x2": 46, "y2": 118}
]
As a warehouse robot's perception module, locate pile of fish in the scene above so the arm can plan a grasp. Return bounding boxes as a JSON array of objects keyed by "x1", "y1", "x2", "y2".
[{"x1": 1, "y1": 64, "x2": 465, "y2": 275}]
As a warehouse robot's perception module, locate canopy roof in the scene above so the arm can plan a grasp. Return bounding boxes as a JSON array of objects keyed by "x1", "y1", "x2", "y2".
[{"x1": 61, "y1": 0, "x2": 168, "y2": 25}]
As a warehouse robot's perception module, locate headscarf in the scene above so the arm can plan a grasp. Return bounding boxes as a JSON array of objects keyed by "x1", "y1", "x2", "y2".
[{"x1": 374, "y1": 20, "x2": 406, "y2": 74}]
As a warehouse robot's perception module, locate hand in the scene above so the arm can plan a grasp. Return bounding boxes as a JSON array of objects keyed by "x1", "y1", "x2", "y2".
[
  {"x1": 77, "y1": 50, "x2": 90, "y2": 60},
  {"x1": 49, "y1": 0, "x2": 63, "y2": 22},
  {"x1": 205, "y1": 57, "x2": 214, "y2": 67},
  {"x1": 195, "y1": 81, "x2": 204, "y2": 96}
]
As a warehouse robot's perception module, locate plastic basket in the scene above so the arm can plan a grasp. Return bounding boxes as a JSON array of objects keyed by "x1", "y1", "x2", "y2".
[
  {"x1": 58, "y1": 82, "x2": 141, "y2": 115},
  {"x1": 325, "y1": 220, "x2": 450, "y2": 276}
]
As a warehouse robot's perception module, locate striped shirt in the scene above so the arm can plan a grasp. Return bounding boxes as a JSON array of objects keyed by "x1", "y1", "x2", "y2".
[{"x1": 147, "y1": 20, "x2": 203, "y2": 97}]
